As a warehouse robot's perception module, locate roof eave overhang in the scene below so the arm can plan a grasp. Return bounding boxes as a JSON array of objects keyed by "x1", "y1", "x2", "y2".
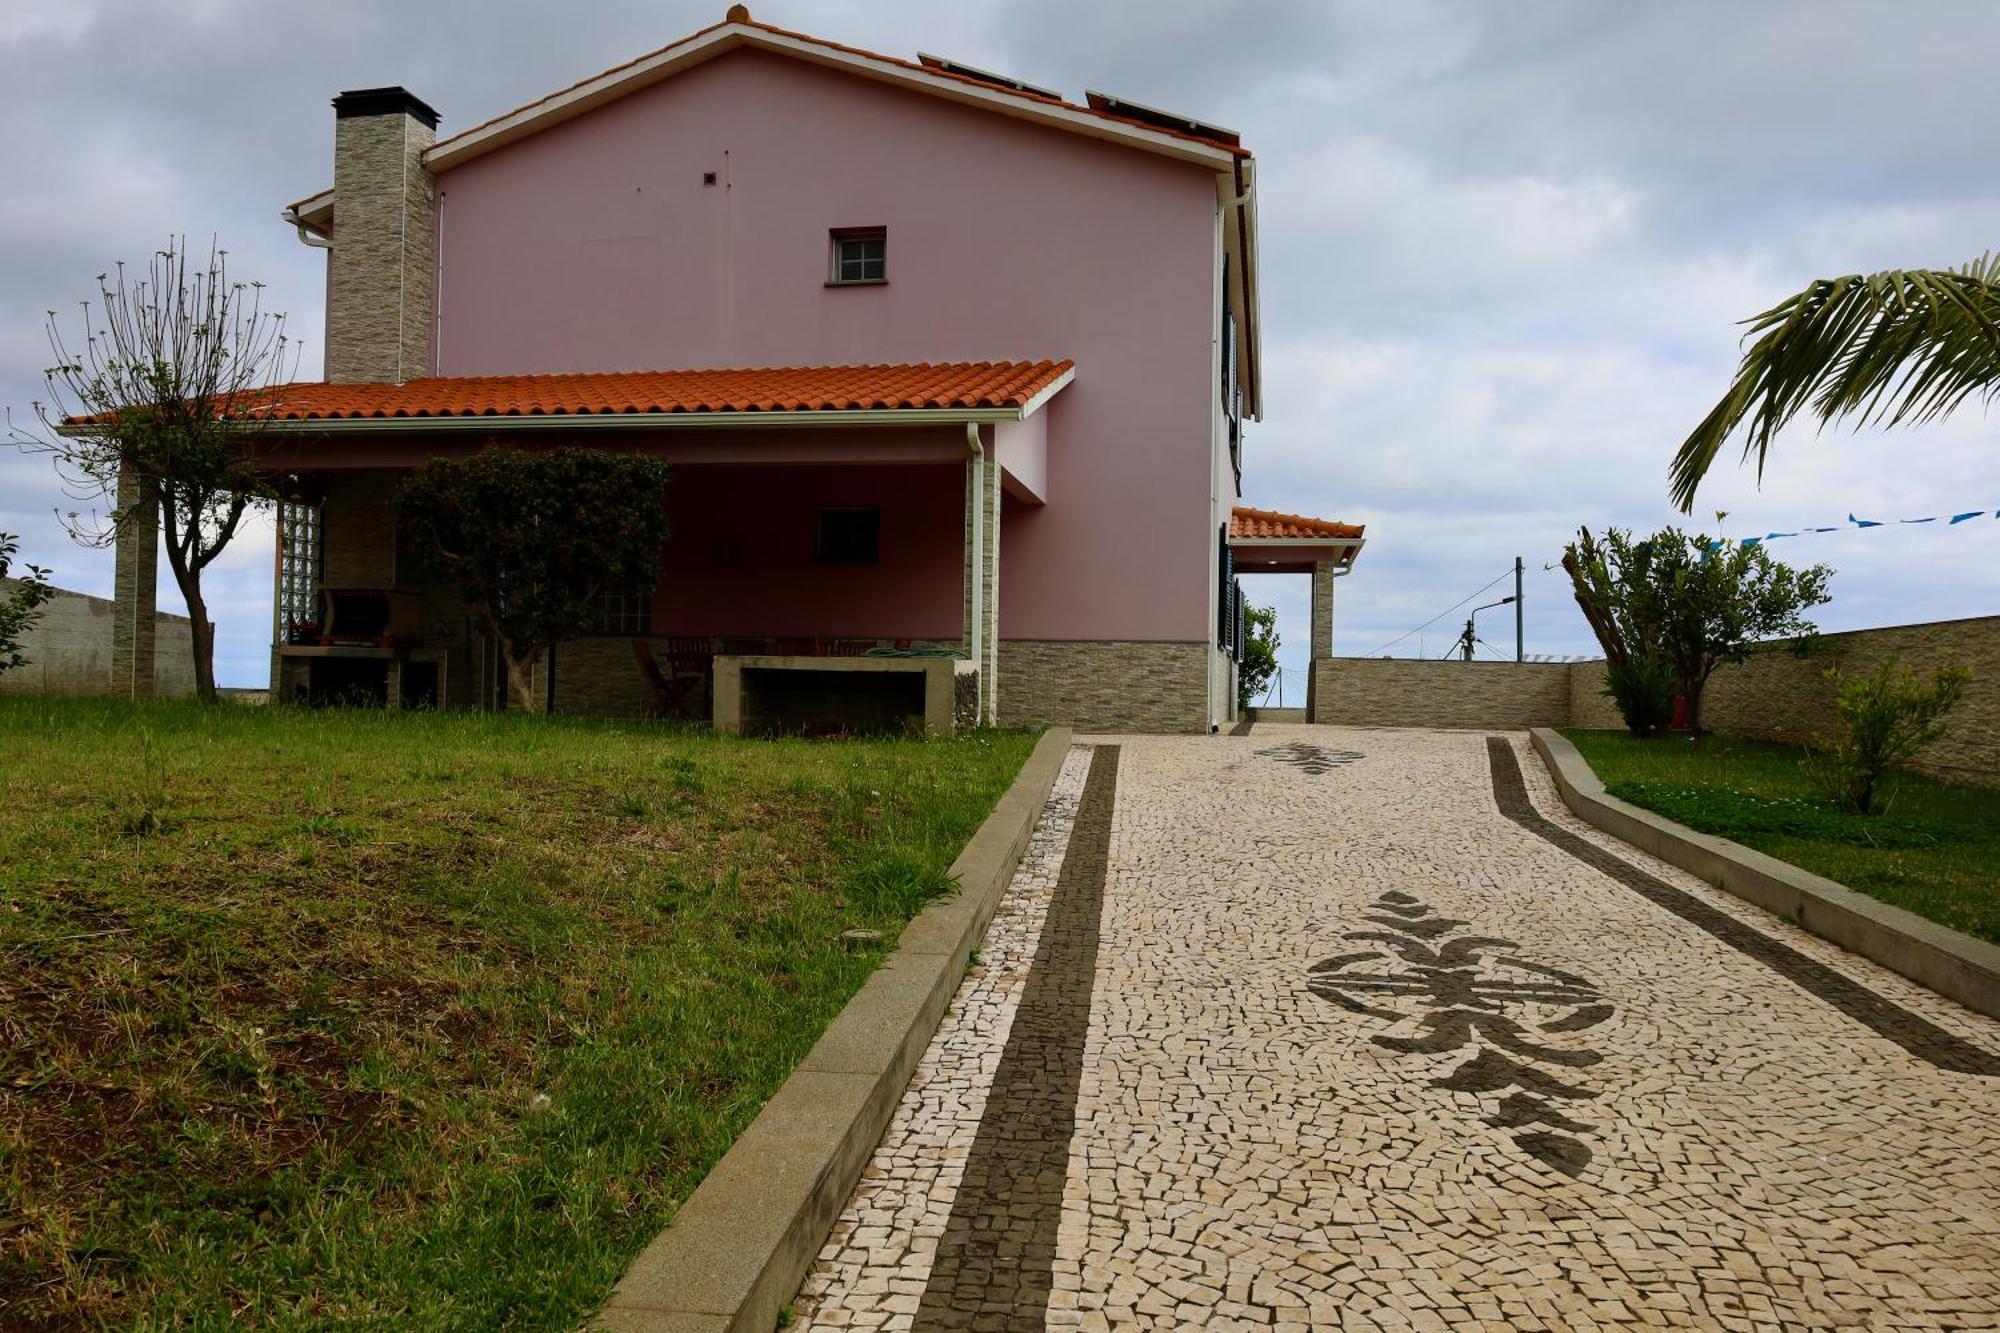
[
  {"x1": 284, "y1": 189, "x2": 335, "y2": 238},
  {"x1": 59, "y1": 406, "x2": 1049, "y2": 439},
  {"x1": 1228, "y1": 535, "x2": 1366, "y2": 569},
  {"x1": 422, "y1": 24, "x2": 1238, "y2": 176},
  {"x1": 56, "y1": 368, "x2": 1074, "y2": 436},
  {"x1": 1239, "y1": 162, "x2": 1263, "y2": 421}
]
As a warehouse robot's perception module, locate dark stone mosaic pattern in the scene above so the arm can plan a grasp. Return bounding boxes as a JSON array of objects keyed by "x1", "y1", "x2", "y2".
[
  {"x1": 910, "y1": 745, "x2": 1120, "y2": 1331},
  {"x1": 803, "y1": 727, "x2": 2000, "y2": 1330},
  {"x1": 1486, "y1": 736, "x2": 2000, "y2": 1077},
  {"x1": 1254, "y1": 740, "x2": 1363, "y2": 774},
  {"x1": 1309, "y1": 889, "x2": 1612, "y2": 1176}
]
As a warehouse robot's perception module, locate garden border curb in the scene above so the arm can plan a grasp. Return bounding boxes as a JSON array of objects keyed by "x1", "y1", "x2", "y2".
[
  {"x1": 597, "y1": 727, "x2": 1074, "y2": 1332},
  {"x1": 1529, "y1": 727, "x2": 2000, "y2": 1025}
]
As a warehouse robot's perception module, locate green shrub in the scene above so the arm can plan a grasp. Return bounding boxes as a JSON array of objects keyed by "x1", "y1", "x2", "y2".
[
  {"x1": 1803, "y1": 656, "x2": 1971, "y2": 814},
  {"x1": 1602, "y1": 653, "x2": 1677, "y2": 738}
]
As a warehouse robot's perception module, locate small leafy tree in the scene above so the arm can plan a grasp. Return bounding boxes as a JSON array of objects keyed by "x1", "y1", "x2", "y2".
[
  {"x1": 399, "y1": 447, "x2": 670, "y2": 711},
  {"x1": 10, "y1": 239, "x2": 297, "y2": 703},
  {"x1": 1803, "y1": 656, "x2": 1971, "y2": 814},
  {"x1": 1236, "y1": 602, "x2": 1280, "y2": 710},
  {"x1": 0, "y1": 533, "x2": 57, "y2": 676},
  {"x1": 1601, "y1": 653, "x2": 1678, "y2": 739},
  {"x1": 1563, "y1": 525, "x2": 1831, "y2": 735}
]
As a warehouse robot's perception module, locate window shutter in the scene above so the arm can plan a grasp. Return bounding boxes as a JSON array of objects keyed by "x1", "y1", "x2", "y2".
[{"x1": 1217, "y1": 527, "x2": 1233, "y2": 648}]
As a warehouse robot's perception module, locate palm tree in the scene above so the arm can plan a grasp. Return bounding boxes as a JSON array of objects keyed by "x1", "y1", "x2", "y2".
[{"x1": 1670, "y1": 254, "x2": 2000, "y2": 510}]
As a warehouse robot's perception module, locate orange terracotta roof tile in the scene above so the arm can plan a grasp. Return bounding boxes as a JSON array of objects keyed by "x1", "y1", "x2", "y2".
[
  {"x1": 67, "y1": 361, "x2": 1074, "y2": 426},
  {"x1": 1230, "y1": 505, "x2": 1365, "y2": 541}
]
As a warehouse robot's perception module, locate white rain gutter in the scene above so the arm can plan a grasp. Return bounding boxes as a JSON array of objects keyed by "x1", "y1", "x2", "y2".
[
  {"x1": 964, "y1": 421, "x2": 986, "y2": 704},
  {"x1": 53, "y1": 406, "x2": 1035, "y2": 438},
  {"x1": 283, "y1": 208, "x2": 331, "y2": 250}
]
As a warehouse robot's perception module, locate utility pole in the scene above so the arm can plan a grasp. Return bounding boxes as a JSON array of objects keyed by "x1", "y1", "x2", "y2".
[{"x1": 1515, "y1": 556, "x2": 1524, "y2": 662}]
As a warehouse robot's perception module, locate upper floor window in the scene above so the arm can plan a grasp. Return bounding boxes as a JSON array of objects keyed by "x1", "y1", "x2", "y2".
[{"x1": 829, "y1": 227, "x2": 887, "y2": 285}]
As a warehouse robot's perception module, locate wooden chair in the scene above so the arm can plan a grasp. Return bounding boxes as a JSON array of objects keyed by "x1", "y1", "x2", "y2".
[
  {"x1": 633, "y1": 637, "x2": 713, "y2": 717},
  {"x1": 664, "y1": 636, "x2": 714, "y2": 714}
]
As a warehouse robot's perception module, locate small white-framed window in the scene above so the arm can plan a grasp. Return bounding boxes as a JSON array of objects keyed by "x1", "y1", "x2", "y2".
[{"x1": 829, "y1": 228, "x2": 887, "y2": 285}]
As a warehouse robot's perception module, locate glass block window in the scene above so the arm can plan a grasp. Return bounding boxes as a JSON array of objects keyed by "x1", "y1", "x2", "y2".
[
  {"x1": 830, "y1": 228, "x2": 887, "y2": 284},
  {"x1": 274, "y1": 499, "x2": 321, "y2": 645}
]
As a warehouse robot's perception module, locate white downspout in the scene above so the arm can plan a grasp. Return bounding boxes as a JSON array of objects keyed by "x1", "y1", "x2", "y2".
[
  {"x1": 284, "y1": 209, "x2": 331, "y2": 250},
  {"x1": 965, "y1": 421, "x2": 986, "y2": 721}
]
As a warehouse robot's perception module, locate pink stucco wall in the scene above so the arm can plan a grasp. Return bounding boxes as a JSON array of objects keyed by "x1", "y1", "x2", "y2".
[
  {"x1": 655, "y1": 463, "x2": 961, "y2": 638},
  {"x1": 431, "y1": 48, "x2": 1220, "y2": 642}
]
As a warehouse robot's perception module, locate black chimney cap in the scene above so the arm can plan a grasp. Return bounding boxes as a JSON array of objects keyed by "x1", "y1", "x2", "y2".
[{"x1": 333, "y1": 87, "x2": 441, "y2": 129}]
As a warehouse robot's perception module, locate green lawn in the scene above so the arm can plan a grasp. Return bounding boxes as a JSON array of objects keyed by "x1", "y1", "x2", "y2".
[
  {"x1": 0, "y1": 698, "x2": 1035, "y2": 1328},
  {"x1": 1560, "y1": 729, "x2": 2000, "y2": 946}
]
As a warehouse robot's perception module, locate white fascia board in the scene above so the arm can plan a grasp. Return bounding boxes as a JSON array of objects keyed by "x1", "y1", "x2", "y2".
[
  {"x1": 1240, "y1": 165, "x2": 1263, "y2": 421},
  {"x1": 284, "y1": 191, "x2": 336, "y2": 235},
  {"x1": 1015, "y1": 365, "x2": 1075, "y2": 420},
  {"x1": 217, "y1": 405, "x2": 1033, "y2": 435},
  {"x1": 421, "y1": 24, "x2": 1238, "y2": 176},
  {"x1": 1228, "y1": 536, "x2": 1366, "y2": 549}
]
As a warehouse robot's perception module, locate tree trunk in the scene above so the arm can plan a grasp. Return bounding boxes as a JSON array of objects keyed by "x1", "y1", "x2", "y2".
[
  {"x1": 169, "y1": 559, "x2": 219, "y2": 705},
  {"x1": 1683, "y1": 667, "x2": 1706, "y2": 739},
  {"x1": 498, "y1": 635, "x2": 543, "y2": 713}
]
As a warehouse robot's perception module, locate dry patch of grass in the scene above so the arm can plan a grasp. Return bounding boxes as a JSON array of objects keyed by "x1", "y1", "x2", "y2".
[{"x1": 0, "y1": 698, "x2": 1034, "y2": 1327}]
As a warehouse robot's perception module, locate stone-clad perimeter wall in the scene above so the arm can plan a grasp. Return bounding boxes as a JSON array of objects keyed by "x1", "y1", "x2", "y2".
[
  {"x1": 1312, "y1": 658, "x2": 1574, "y2": 731},
  {"x1": 1314, "y1": 614, "x2": 2000, "y2": 787}
]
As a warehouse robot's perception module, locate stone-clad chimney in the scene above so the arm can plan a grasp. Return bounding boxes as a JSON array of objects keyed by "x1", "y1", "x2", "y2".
[{"x1": 327, "y1": 87, "x2": 440, "y2": 384}]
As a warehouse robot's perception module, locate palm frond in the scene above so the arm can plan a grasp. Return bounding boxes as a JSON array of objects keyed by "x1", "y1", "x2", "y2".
[{"x1": 1669, "y1": 254, "x2": 2000, "y2": 510}]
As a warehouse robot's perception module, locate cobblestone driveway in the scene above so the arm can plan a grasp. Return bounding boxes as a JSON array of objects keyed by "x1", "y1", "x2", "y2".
[{"x1": 798, "y1": 728, "x2": 2000, "y2": 1332}]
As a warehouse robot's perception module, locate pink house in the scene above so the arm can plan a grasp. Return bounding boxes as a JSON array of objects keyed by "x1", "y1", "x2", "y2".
[{"x1": 118, "y1": 7, "x2": 1365, "y2": 731}]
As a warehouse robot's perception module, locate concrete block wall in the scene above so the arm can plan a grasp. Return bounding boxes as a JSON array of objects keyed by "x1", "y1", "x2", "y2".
[{"x1": 1, "y1": 579, "x2": 195, "y2": 698}]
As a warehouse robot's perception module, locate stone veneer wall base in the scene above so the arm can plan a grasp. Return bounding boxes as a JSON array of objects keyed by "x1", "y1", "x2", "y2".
[{"x1": 997, "y1": 640, "x2": 1208, "y2": 733}]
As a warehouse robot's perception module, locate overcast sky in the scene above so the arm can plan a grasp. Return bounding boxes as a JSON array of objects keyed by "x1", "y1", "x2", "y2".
[{"x1": 4, "y1": 0, "x2": 1997, "y2": 690}]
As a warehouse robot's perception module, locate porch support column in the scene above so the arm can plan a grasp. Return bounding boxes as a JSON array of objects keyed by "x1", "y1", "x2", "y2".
[
  {"x1": 111, "y1": 466, "x2": 159, "y2": 699},
  {"x1": 962, "y1": 434, "x2": 1001, "y2": 726},
  {"x1": 1306, "y1": 558, "x2": 1335, "y2": 721}
]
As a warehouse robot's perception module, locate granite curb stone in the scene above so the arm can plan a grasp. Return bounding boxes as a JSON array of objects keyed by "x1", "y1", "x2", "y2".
[
  {"x1": 1530, "y1": 725, "x2": 2000, "y2": 1023},
  {"x1": 597, "y1": 726, "x2": 1072, "y2": 1331}
]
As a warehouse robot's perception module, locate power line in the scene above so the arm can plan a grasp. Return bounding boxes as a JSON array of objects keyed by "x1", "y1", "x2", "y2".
[{"x1": 1360, "y1": 567, "x2": 1517, "y2": 659}]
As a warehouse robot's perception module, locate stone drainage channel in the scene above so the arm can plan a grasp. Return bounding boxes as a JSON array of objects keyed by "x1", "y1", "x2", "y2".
[{"x1": 795, "y1": 727, "x2": 2000, "y2": 1332}]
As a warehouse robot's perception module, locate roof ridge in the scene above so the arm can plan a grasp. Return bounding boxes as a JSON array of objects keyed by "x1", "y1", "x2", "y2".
[{"x1": 427, "y1": 15, "x2": 1249, "y2": 165}]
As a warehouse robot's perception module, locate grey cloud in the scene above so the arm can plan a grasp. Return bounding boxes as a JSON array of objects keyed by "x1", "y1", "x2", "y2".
[{"x1": 4, "y1": 0, "x2": 1997, "y2": 687}]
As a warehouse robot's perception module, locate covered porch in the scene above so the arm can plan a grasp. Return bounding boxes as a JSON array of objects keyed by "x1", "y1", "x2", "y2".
[
  {"x1": 243, "y1": 360, "x2": 1073, "y2": 733},
  {"x1": 1226, "y1": 505, "x2": 1366, "y2": 721}
]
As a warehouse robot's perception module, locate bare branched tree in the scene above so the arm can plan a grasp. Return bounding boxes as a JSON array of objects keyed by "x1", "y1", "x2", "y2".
[{"x1": 8, "y1": 238, "x2": 299, "y2": 703}]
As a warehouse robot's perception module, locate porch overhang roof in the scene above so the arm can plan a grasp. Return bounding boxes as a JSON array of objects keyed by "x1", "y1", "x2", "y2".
[
  {"x1": 60, "y1": 360, "x2": 1075, "y2": 434},
  {"x1": 1228, "y1": 504, "x2": 1366, "y2": 574}
]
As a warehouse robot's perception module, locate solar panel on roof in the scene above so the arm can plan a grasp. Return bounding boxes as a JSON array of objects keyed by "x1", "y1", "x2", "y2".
[
  {"x1": 1083, "y1": 90, "x2": 1239, "y2": 146},
  {"x1": 916, "y1": 52, "x2": 1061, "y2": 101}
]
